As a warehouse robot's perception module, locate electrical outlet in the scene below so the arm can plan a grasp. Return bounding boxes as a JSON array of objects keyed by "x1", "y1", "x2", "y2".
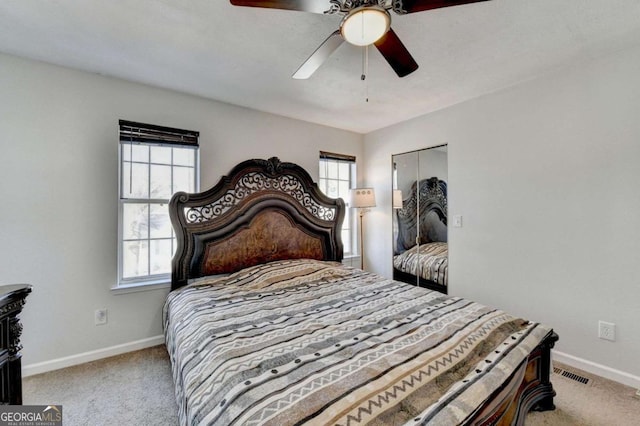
[
  {"x1": 598, "y1": 320, "x2": 615, "y2": 341},
  {"x1": 95, "y1": 309, "x2": 108, "y2": 326}
]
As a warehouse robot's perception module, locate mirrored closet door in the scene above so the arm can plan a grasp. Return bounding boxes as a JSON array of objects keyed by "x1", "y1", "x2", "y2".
[{"x1": 392, "y1": 145, "x2": 448, "y2": 293}]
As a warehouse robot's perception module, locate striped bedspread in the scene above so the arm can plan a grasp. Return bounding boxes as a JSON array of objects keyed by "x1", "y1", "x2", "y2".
[
  {"x1": 164, "y1": 259, "x2": 551, "y2": 426},
  {"x1": 393, "y1": 242, "x2": 448, "y2": 286}
]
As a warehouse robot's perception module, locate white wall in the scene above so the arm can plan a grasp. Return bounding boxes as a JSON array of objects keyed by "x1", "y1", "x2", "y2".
[
  {"x1": 0, "y1": 53, "x2": 363, "y2": 368},
  {"x1": 363, "y1": 45, "x2": 640, "y2": 382}
]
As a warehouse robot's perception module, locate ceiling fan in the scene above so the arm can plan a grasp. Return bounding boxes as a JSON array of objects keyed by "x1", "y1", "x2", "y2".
[{"x1": 230, "y1": 0, "x2": 490, "y2": 79}]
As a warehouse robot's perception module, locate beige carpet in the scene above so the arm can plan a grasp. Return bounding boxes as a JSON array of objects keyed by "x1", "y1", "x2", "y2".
[
  {"x1": 527, "y1": 363, "x2": 639, "y2": 426},
  {"x1": 23, "y1": 345, "x2": 639, "y2": 425},
  {"x1": 23, "y1": 345, "x2": 179, "y2": 425}
]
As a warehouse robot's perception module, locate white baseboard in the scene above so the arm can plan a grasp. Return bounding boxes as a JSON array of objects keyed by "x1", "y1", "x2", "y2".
[
  {"x1": 22, "y1": 335, "x2": 165, "y2": 378},
  {"x1": 553, "y1": 349, "x2": 640, "y2": 389}
]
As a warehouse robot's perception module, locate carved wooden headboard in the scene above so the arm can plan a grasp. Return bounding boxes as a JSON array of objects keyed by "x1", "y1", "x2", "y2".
[
  {"x1": 396, "y1": 177, "x2": 448, "y2": 254},
  {"x1": 169, "y1": 157, "x2": 345, "y2": 290}
]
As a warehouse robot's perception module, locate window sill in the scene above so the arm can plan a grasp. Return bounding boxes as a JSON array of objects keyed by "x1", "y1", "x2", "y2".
[
  {"x1": 111, "y1": 280, "x2": 171, "y2": 295},
  {"x1": 342, "y1": 255, "x2": 361, "y2": 268}
]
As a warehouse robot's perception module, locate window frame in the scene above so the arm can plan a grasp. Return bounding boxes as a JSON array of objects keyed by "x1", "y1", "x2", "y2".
[
  {"x1": 318, "y1": 152, "x2": 357, "y2": 256},
  {"x1": 116, "y1": 121, "x2": 200, "y2": 289}
]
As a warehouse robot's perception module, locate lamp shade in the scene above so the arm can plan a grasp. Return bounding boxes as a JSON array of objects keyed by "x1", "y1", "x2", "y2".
[
  {"x1": 392, "y1": 190, "x2": 403, "y2": 209},
  {"x1": 340, "y1": 7, "x2": 390, "y2": 47},
  {"x1": 350, "y1": 188, "x2": 376, "y2": 208}
]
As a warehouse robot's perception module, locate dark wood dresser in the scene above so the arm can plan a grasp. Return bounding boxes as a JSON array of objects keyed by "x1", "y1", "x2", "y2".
[{"x1": 0, "y1": 284, "x2": 31, "y2": 405}]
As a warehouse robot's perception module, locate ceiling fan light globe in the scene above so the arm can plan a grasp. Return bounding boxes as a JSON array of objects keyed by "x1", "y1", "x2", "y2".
[{"x1": 340, "y1": 7, "x2": 391, "y2": 47}]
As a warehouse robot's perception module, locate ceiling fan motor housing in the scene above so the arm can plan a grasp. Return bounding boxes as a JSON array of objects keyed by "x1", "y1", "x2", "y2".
[{"x1": 326, "y1": 0, "x2": 409, "y2": 15}]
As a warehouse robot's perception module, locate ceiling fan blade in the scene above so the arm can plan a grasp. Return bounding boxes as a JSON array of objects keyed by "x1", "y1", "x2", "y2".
[
  {"x1": 397, "y1": 0, "x2": 490, "y2": 14},
  {"x1": 230, "y1": 0, "x2": 332, "y2": 14},
  {"x1": 374, "y1": 28, "x2": 418, "y2": 78},
  {"x1": 293, "y1": 30, "x2": 344, "y2": 79}
]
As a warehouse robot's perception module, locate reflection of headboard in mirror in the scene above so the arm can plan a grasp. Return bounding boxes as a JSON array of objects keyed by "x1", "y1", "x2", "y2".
[
  {"x1": 169, "y1": 157, "x2": 345, "y2": 290},
  {"x1": 396, "y1": 177, "x2": 447, "y2": 254}
]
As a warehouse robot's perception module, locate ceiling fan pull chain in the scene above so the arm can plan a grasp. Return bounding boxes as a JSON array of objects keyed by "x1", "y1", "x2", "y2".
[
  {"x1": 361, "y1": 45, "x2": 367, "y2": 81},
  {"x1": 362, "y1": 45, "x2": 369, "y2": 102}
]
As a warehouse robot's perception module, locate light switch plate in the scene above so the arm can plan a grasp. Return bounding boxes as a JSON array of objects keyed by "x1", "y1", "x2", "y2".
[{"x1": 453, "y1": 215, "x2": 463, "y2": 228}]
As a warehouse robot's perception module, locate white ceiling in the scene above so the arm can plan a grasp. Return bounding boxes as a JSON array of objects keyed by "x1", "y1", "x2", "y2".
[{"x1": 1, "y1": 0, "x2": 640, "y2": 134}]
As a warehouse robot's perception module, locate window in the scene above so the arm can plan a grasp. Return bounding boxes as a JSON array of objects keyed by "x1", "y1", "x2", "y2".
[
  {"x1": 318, "y1": 151, "x2": 356, "y2": 255},
  {"x1": 117, "y1": 120, "x2": 199, "y2": 287}
]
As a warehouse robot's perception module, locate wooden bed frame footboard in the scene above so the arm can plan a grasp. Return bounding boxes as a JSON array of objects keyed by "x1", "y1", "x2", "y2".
[{"x1": 469, "y1": 330, "x2": 559, "y2": 425}]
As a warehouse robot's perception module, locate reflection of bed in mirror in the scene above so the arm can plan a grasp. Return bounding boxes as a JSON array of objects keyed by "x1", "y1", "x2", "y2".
[{"x1": 393, "y1": 177, "x2": 448, "y2": 293}]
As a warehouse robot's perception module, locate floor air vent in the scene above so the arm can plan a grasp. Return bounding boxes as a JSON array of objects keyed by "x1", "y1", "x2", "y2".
[{"x1": 553, "y1": 367, "x2": 590, "y2": 385}]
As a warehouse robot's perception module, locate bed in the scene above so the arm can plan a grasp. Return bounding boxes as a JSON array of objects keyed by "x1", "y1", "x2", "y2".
[
  {"x1": 165, "y1": 157, "x2": 558, "y2": 425},
  {"x1": 394, "y1": 178, "x2": 449, "y2": 293}
]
